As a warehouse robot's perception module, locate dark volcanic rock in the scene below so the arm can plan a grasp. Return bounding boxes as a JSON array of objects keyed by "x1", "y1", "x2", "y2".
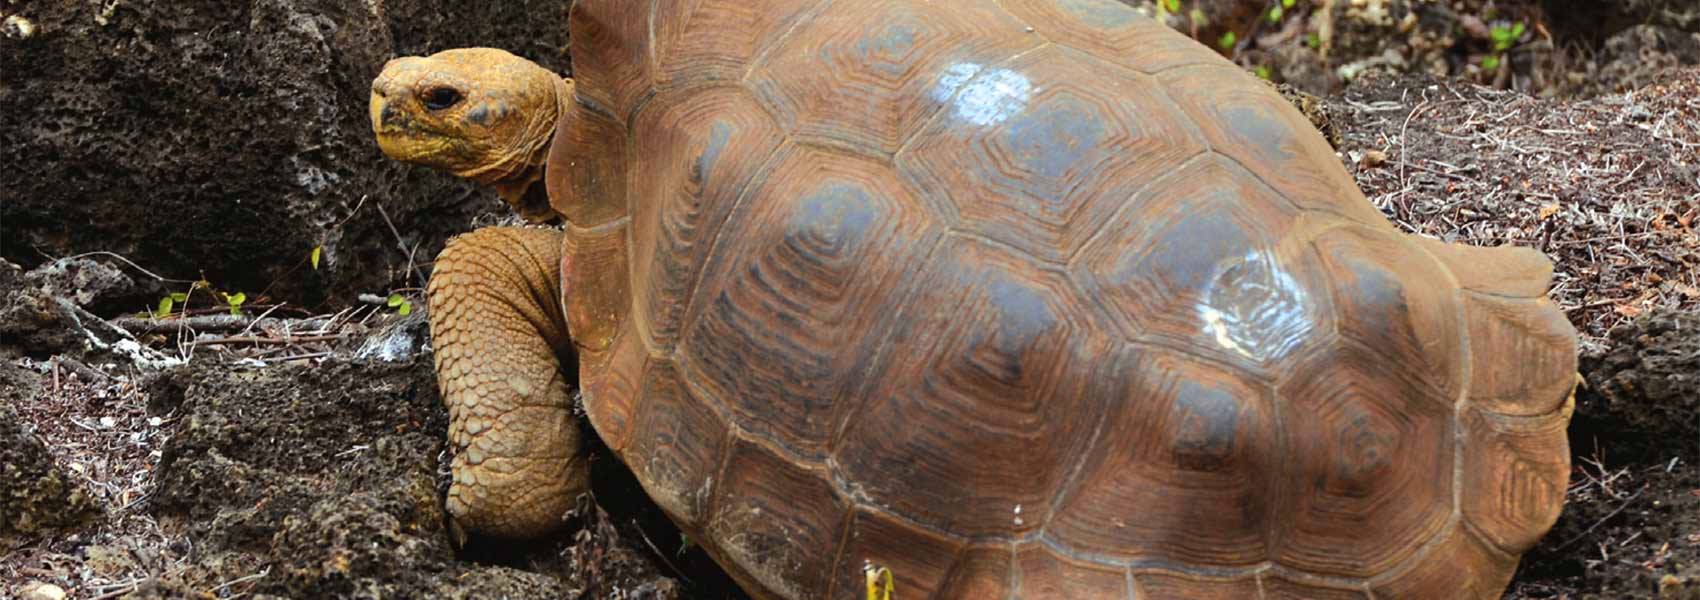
[
  {"x1": 0, "y1": 364, "x2": 102, "y2": 549},
  {"x1": 0, "y1": 0, "x2": 572, "y2": 309},
  {"x1": 148, "y1": 356, "x2": 568, "y2": 598}
]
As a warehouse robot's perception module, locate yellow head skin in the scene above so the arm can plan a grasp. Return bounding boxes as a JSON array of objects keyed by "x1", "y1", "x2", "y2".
[{"x1": 370, "y1": 48, "x2": 570, "y2": 219}]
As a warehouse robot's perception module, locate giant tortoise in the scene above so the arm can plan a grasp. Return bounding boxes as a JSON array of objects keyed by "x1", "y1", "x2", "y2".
[{"x1": 368, "y1": 0, "x2": 1580, "y2": 597}]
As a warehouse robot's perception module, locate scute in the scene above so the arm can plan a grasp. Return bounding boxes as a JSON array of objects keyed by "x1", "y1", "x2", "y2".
[
  {"x1": 629, "y1": 86, "x2": 786, "y2": 352},
  {"x1": 1273, "y1": 341, "x2": 1454, "y2": 578},
  {"x1": 677, "y1": 144, "x2": 940, "y2": 459},
  {"x1": 747, "y1": 0, "x2": 1039, "y2": 155},
  {"x1": 1074, "y1": 155, "x2": 1331, "y2": 375},
  {"x1": 1157, "y1": 64, "x2": 1388, "y2": 226},
  {"x1": 897, "y1": 44, "x2": 1204, "y2": 263},
  {"x1": 1046, "y1": 346, "x2": 1276, "y2": 568},
  {"x1": 832, "y1": 236, "x2": 1111, "y2": 539}
]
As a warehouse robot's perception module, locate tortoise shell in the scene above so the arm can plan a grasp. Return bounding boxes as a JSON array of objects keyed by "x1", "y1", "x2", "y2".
[{"x1": 547, "y1": 1, "x2": 1579, "y2": 598}]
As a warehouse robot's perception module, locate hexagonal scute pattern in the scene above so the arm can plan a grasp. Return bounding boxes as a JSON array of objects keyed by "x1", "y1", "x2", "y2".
[
  {"x1": 625, "y1": 359, "x2": 729, "y2": 526},
  {"x1": 1000, "y1": 0, "x2": 1225, "y2": 74},
  {"x1": 1463, "y1": 293, "x2": 1579, "y2": 416},
  {"x1": 1075, "y1": 155, "x2": 1331, "y2": 375},
  {"x1": 832, "y1": 235, "x2": 1111, "y2": 539},
  {"x1": 1274, "y1": 342, "x2": 1454, "y2": 578},
  {"x1": 677, "y1": 144, "x2": 941, "y2": 460},
  {"x1": 1047, "y1": 346, "x2": 1277, "y2": 568},
  {"x1": 748, "y1": 0, "x2": 1040, "y2": 155},
  {"x1": 1312, "y1": 225, "x2": 1465, "y2": 400},
  {"x1": 629, "y1": 86, "x2": 786, "y2": 353},
  {"x1": 826, "y1": 508, "x2": 960, "y2": 600},
  {"x1": 1369, "y1": 525, "x2": 1518, "y2": 598},
  {"x1": 1158, "y1": 64, "x2": 1389, "y2": 227},
  {"x1": 652, "y1": 0, "x2": 821, "y2": 90},
  {"x1": 1015, "y1": 544, "x2": 1131, "y2": 599},
  {"x1": 1461, "y1": 405, "x2": 1571, "y2": 554},
  {"x1": 707, "y1": 437, "x2": 847, "y2": 599},
  {"x1": 898, "y1": 45, "x2": 1204, "y2": 263},
  {"x1": 567, "y1": 2, "x2": 654, "y2": 119}
]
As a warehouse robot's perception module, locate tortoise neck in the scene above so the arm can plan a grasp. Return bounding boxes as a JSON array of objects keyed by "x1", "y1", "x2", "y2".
[{"x1": 487, "y1": 76, "x2": 575, "y2": 223}]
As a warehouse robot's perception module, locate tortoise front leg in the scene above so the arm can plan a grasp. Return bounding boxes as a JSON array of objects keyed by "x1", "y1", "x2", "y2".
[{"x1": 427, "y1": 226, "x2": 587, "y2": 542}]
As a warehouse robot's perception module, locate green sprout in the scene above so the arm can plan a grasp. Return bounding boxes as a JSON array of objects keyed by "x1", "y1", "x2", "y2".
[
  {"x1": 1218, "y1": 31, "x2": 1237, "y2": 50},
  {"x1": 387, "y1": 293, "x2": 414, "y2": 316},
  {"x1": 1255, "y1": 65, "x2": 1273, "y2": 80},
  {"x1": 155, "y1": 292, "x2": 188, "y2": 318},
  {"x1": 1161, "y1": 0, "x2": 1182, "y2": 14},
  {"x1": 311, "y1": 245, "x2": 322, "y2": 270},
  {"x1": 1282, "y1": 0, "x2": 1295, "y2": 7},
  {"x1": 1482, "y1": 55, "x2": 1501, "y2": 70},
  {"x1": 221, "y1": 291, "x2": 247, "y2": 316},
  {"x1": 1267, "y1": 6, "x2": 1283, "y2": 23},
  {"x1": 1490, "y1": 21, "x2": 1526, "y2": 52}
]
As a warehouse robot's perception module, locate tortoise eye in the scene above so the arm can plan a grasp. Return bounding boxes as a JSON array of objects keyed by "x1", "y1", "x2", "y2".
[{"x1": 423, "y1": 87, "x2": 462, "y2": 111}]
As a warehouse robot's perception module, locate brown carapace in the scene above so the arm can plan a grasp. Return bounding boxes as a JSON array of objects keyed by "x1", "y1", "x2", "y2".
[{"x1": 371, "y1": 0, "x2": 1579, "y2": 598}]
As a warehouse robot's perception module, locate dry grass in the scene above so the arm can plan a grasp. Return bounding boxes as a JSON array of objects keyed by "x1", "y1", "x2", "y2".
[{"x1": 1332, "y1": 68, "x2": 1700, "y2": 351}]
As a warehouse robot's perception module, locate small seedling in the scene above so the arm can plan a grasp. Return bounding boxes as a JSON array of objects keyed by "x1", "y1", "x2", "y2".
[
  {"x1": 1218, "y1": 31, "x2": 1237, "y2": 50},
  {"x1": 1267, "y1": 6, "x2": 1283, "y2": 23},
  {"x1": 155, "y1": 292, "x2": 189, "y2": 318},
  {"x1": 1255, "y1": 65, "x2": 1273, "y2": 80},
  {"x1": 1490, "y1": 21, "x2": 1525, "y2": 52},
  {"x1": 387, "y1": 293, "x2": 414, "y2": 316},
  {"x1": 1161, "y1": 0, "x2": 1182, "y2": 15},
  {"x1": 1482, "y1": 55, "x2": 1501, "y2": 70},
  {"x1": 311, "y1": 245, "x2": 322, "y2": 270},
  {"x1": 1282, "y1": 0, "x2": 1295, "y2": 7},
  {"x1": 221, "y1": 291, "x2": 247, "y2": 316}
]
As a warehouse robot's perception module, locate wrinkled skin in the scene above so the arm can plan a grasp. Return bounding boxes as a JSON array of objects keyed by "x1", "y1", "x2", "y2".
[
  {"x1": 371, "y1": 48, "x2": 569, "y2": 221},
  {"x1": 371, "y1": 49, "x2": 583, "y2": 540}
]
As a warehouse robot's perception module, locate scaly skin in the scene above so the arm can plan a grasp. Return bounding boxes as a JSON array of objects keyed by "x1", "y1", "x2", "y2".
[
  {"x1": 371, "y1": 49, "x2": 584, "y2": 541},
  {"x1": 429, "y1": 226, "x2": 584, "y2": 541}
]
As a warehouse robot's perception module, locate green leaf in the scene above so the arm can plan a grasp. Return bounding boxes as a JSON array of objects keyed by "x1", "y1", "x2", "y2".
[
  {"x1": 1267, "y1": 6, "x2": 1282, "y2": 23},
  {"x1": 156, "y1": 297, "x2": 174, "y2": 317},
  {"x1": 226, "y1": 292, "x2": 246, "y2": 306},
  {"x1": 1218, "y1": 31, "x2": 1237, "y2": 50},
  {"x1": 1162, "y1": 0, "x2": 1181, "y2": 14},
  {"x1": 1189, "y1": 8, "x2": 1207, "y2": 26},
  {"x1": 387, "y1": 293, "x2": 405, "y2": 308},
  {"x1": 1482, "y1": 55, "x2": 1501, "y2": 70},
  {"x1": 1255, "y1": 65, "x2": 1273, "y2": 80},
  {"x1": 311, "y1": 245, "x2": 322, "y2": 270},
  {"x1": 1306, "y1": 32, "x2": 1321, "y2": 48},
  {"x1": 1511, "y1": 22, "x2": 1526, "y2": 38},
  {"x1": 169, "y1": 292, "x2": 189, "y2": 302},
  {"x1": 1282, "y1": 0, "x2": 1295, "y2": 7},
  {"x1": 398, "y1": 300, "x2": 413, "y2": 316}
]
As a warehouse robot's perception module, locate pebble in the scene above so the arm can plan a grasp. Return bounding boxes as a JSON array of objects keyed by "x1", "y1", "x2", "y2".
[{"x1": 21, "y1": 582, "x2": 67, "y2": 600}]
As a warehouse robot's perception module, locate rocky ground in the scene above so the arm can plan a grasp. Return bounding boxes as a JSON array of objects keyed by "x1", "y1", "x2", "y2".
[{"x1": 2, "y1": 0, "x2": 1698, "y2": 599}]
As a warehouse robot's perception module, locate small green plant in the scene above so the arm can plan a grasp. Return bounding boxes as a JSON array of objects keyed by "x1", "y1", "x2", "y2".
[
  {"x1": 1160, "y1": 0, "x2": 1182, "y2": 15},
  {"x1": 1267, "y1": 5, "x2": 1283, "y2": 23},
  {"x1": 1481, "y1": 55, "x2": 1501, "y2": 70},
  {"x1": 1255, "y1": 65, "x2": 1273, "y2": 80},
  {"x1": 1490, "y1": 21, "x2": 1526, "y2": 52},
  {"x1": 1282, "y1": 0, "x2": 1296, "y2": 7},
  {"x1": 1218, "y1": 30, "x2": 1237, "y2": 50},
  {"x1": 221, "y1": 291, "x2": 247, "y2": 316},
  {"x1": 155, "y1": 292, "x2": 188, "y2": 318},
  {"x1": 1306, "y1": 32, "x2": 1322, "y2": 49},
  {"x1": 311, "y1": 245, "x2": 323, "y2": 270},
  {"x1": 387, "y1": 292, "x2": 414, "y2": 316}
]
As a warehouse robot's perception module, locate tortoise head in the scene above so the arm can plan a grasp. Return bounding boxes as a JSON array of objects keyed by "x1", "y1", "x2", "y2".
[{"x1": 370, "y1": 48, "x2": 570, "y2": 217}]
